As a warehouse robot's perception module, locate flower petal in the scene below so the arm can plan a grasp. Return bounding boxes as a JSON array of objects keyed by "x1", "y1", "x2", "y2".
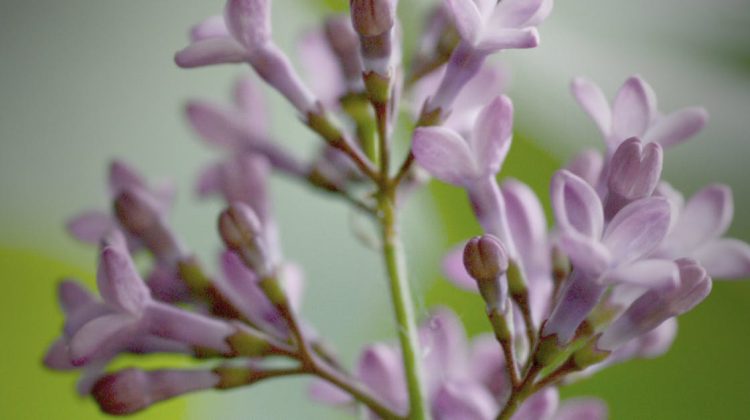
[
  {"x1": 419, "y1": 308, "x2": 470, "y2": 385},
  {"x1": 443, "y1": 0, "x2": 483, "y2": 44},
  {"x1": 67, "y1": 211, "x2": 114, "y2": 244},
  {"x1": 551, "y1": 170, "x2": 604, "y2": 239},
  {"x1": 186, "y1": 100, "x2": 247, "y2": 149},
  {"x1": 611, "y1": 76, "x2": 656, "y2": 145},
  {"x1": 174, "y1": 37, "x2": 248, "y2": 68},
  {"x1": 477, "y1": 28, "x2": 540, "y2": 53},
  {"x1": 69, "y1": 313, "x2": 139, "y2": 366},
  {"x1": 643, "y1": 107, "x2": 708, "y2": 148},
  {"x1": 559, "y1": 233, "x2": 611, "y2": 277},
  {"x1": 433, "y1": 382, "x2": 497, "y2": 420},
  {"x1": 308, "y1": 379, "x2": 352, "y2": 406},
  {"x1": 471, "y1": 95, "x2": 513, "y2": 176},
  {"x1": 413, "y1": 126, "x2": 479, "y2": 185},
  {"x1": 109, "y1": 160, "x2": 146, "y2": 194},
  {"x1": 513, "y1": 387, "x2": 558, "y2": 420},
  {"x1": 603, "y1": 197, "x2": 671, "y2": 265},
  {"x1": 492, "y1": 0, "x2": 545, "y2": 28},
  {"x1": 502, "y1": 179, "x2": 548, "y2": 273},
  {"x1": 58, "y1": 280, "x2": 96, "y2": 314},
  {"x1": 571, "y1": 77, "x2": 612, "y2": 138},
  {"x1": 224, "y1": 0, "x2": 272, "y2": 51},
  {"x1": 693, "y1": 238, "x2": 750, "y2": 280},
  {"x1": 98, "y1": 232, "x2": 151, "y2": 314},
  {"x1": 602, "y1": 259, "x2": 678, "y2": 289},
  {"x1": 279, "y1": 262, "x2": 305, "y2": 312},
  {"x1": 233, "y1": 77, "x2": 269, "y2": 135},
  {"x1": 666, "y1": 185, "x2": 733, "y2": 252},
  {"x1": 190, "y1": 15, "x2": 231, "y2": 41},
  {"x1": 469, "y1": 334, "x2": 508, "y2": 397},
  {"x1": 357, "y1": 344, "x2": 407, "y2": 413},
  {"x1": 565, "y1": 149, "x2": 604, "y2": 188}
]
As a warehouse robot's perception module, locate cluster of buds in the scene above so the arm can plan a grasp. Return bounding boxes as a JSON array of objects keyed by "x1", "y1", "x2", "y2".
[{"x1": 44, "y1": 0, "x2": 749, "y2": 419}]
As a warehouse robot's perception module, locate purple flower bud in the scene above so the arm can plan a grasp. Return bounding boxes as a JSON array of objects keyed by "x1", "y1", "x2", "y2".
[
  {"x1": 350, "y1": 0, "x2": 397, "y2": 37},
  {"x1": 464, "y1": 235, "x2": 510, "y2": 311},
  {"x1": 92, "y1": 368, "x2": 218, "y2": 415},
  {"x1": 597, "y1": 258, "x2": 711, "y2": 351},
  {"x1": 604, "y1": 137, "x2": 663, "y2": 219},
  {"x1": 114, "y1": 187, "x2": 184, "y2": 261},
  {"x1": 218, "y1": 203, "x2": 271, "y2": 276}
]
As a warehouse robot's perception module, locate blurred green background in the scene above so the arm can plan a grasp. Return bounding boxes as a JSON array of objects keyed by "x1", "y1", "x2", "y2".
[{"x1": 1, "y1": 0, "x2": 749, "y2": 419}]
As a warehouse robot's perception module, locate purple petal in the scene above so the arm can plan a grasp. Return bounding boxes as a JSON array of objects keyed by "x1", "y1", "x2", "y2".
[
  {"x1": 492, "y1": 0, "x2": 545, "y2": 27},
  {"x1": 553, "y1": 398, "x2": 608, "y2": 420},
  {"x1": 502, "y1": 179, "x2": 549, "y2": 273},
  {"x1": 634, "y1": 317, "x2": 677, "y2": 359},
  {"x1": 357, "y1": 344, "x2": 407, "y2": 413},
  {"x1": 69, "y1": 313, "x2": 139, "y2": 366},
  {"x1": 174, "y1": 37, "x2": 248, "y2": 68},
  {"x1": 602, "y1": 259, "x2": 678, "y2": 289},
  {"x1": 145, "y1": 303, "x2": 233, "y2": 353},
  {"x1": 610, "y1": 76, "x2": 656, "y2": 146},
  {"x1": 571, "y1": 77, "x2": 612, "y2": 137},
  {"x1": 58, "y1": 280, "x2": 96, "y2": 314},
  {"x1": 413, "y1": 126, "x2": 478, "y2": 185},
  {"x1": 190, "y1": 15, "x2": 231, "y2": 42},
  {"x1": 565, "y1": 149, "x2": 604, "y2": 188},
  {"x1": 97, "y1": 232, "x2": 151, "y2": 314},
  {"x1": 471, "y1": 95, "x2": 513, "y2": 176},
  {"x1": 186, "y1": 100, "x2": 246, "y2": 149},
  {"x1": 513, "y1": 387, "x2": 559, "y2": 420},
  {"x1": 419, "y1": 308, "x2": 470, "y2": 386},
  {"x1": 195, "y1": 163, "x2": 223, "y2": 198},
  {"x1": 442, "y1": 243, "x2": 478, "y2": 291},
  {"x1": 444, "y1": 0, "x2": 483, "y2": 44},
  {"x1": 693, "y1": 239, "x2": 750, "y2": 280},
  {"x1": 551, "y1": 170, "x2": 604, "y2": 239},
  {"x1": 558, "y1": 233, "x2": 611, "y2": 277},
  {"x1": 297, "y1": 29, "x2": 343, "y2": 108},
  {"x1": 224, "y1": 0, "x2": 272, "y2": 51},
  {"x1": 109, "y1": 160, "x2": 146, "y2": 194},
  {"x1": 308, "y1": 379, "x2": 352, "y2": 406},
  {"x1": 477, "y1": 28, "x2": 540, "y2": 52},
  {"x1": 433, "y1": 382, "x2": 497, "y2": 420},
  {"x1": 233, "y1": 77, "x2": 269, "y2": 135},
  {"x1": 603, "y1": 197, "x2": 671, "y2": 265},
  {"x1": 643, "y1": 107, "x2": 708, "y2": 148},
  {"x1": 469, "y1": 334, "x2": 508, "y2": 397},
  {"x1": 145, "y1": 263, "x2": 190, "y2": 304},
  {"x1": 279, "y1": 262, "x2": 305, "y2": 312},
  {"x1": 44, "y1": 338, "x2": 75, "y2": 370},
  {"x1": 67, "y1": 211, "x2": 115, "y2": 244},
  {"x1": 666, "y1": 185, "x2": 733, "y2": 252}
]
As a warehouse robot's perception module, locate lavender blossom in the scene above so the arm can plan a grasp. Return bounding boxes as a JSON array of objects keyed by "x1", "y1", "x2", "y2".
[{"x1": 571, "y1": 75, "x2": 709, "y2": 152}]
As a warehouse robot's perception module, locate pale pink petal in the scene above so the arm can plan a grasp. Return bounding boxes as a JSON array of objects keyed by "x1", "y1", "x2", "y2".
[
  {"x1": 513, "y1": 387, "x2": 558, "y2": 420},
  {"x1": 603, "y1": 197, "x2": 671, "y2": 265},
  {"x1": 559, "y1": 233, "x2": 611, "y2": 277},
  {"x1": 502, "y1": 179, "x2": 548, "y2": 270},
  {"x1": 693, "y1": 239, "x2": 750, "y2": 280},
  {"x1": 174, "y1": 37, "x2": 248, "y2": 68},
  {"x1": 357, "y1": 344, "x2": 407, "y2": 413},
  {"x1": 611, "y1": 76, "x2": 656, "y2": 145},
  {"x1": 551, "y1": 170, "x2": 604, "y2": 239},
  {"x1": 195, "y1": 163, "x2": 224, "y2": 198},
  {"x1": 571, "y1": 77, "x2": 612, "y2": 137},
  {"x1": 279, "y1": 262, "x2": 305, "y2": 312},
  {"x1": 297, "y1": 30, "x2": 343, "y2": 108},
  {"x1": 472, "y1": 95, "x2": 513, "y2": 176},
  {"x1": 602, "y1": 259, "x2": 678, "y2": 289},
  {"x1": 185, "y1": 100, "x2": 246, "y2": 149},
  {"x1": 469, "y1": 334, "x2": 508, "y2": 397},
  {"x1": 444, "y1": 0, "x2": 483, "y2": 44},
  {"x1": 492, "y1": 0, "x2": 545, "y2": 27},
  {"x1": 565, "y1": 149, "x2": 604, "y2": 188},
  {"x1": 98, "y1": 232, "x2": 151, "y2": 314},
  {"x1": 526, "y1": 0, "x2": 555, "y2": 26},
  {"x1": 477, "y1": 28, "x2": 540, "y2": 53},
  {"x1": 412, "y1": 127, "x2": 479, "y2": 185},
  {"x1": 109, "y1": 160, "x2": 146, "y2": 194},
  {"x1": 442, "y1": 243, "x2": 478, "y2": 291},
  {"x1": 433, "y1": 382, "x2": 497, "y2": 420},
  {"x1": 668, "y1": 185, "x2": 733, "y2": 251},
  {"x1": 69, "y1": 313, "x2": 139, "y2": 366},
  {"x1": 419, "y1": 308, "x2": 470, "y2": 385},
  {"x1": 233, "y1": 77, "x2": 269, "y2": 135},
  {"x1": 67, "y1": 211, "x2": 115, "y2": 244},
  {"x1": 190, "y1": 15, "x2": 231, "y2": 42},
  {"x1": 44, "y1": 338, "x2": 75, "y2": 370},
  {"x1": 553, "y1": 398, "x2": 608, "y2": 420},
  {"x1": 58, "y1": 280, "x2": 96, "y2": 314},
  {"x1": 643, "y1": 107, "x2": 708, "y2": 148},
  {"x1": 224, "y1": 0, "x2": 272, "y2": 51}
]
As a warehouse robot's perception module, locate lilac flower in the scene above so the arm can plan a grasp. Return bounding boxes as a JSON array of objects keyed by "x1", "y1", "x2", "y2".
[
  {"x1": 67, "y1": 160, "x2": 175, "y2": 248},
  {"x1": 653, "y1": 183, "x2": 750, "y2": 279},
  {"x1": 350, "y1": 0, "x2": 399, "y2": 75},
  {"x1": 602, "y1": 137, "x2": 663, "y2": 219},
  {"x1": 597, "y1": 258, "x2": 711, "y2": 352},
  {"x1": 425, "y1": 0, "x2": 550, "y2": 116},
  {"x1": 175, "y1": 1, "x2": 317, "y2": 115},
  {"x1": 571, "y1": 75, "x2": 709, "y2": 151},
  {"x1": 65, "y1": 231, "x2": 234, "y2": 366},
  {"x1": 464, "y1": 235, "x2": 511, "y2": 311},
  {"x1": 543, "y1": 170, "x2": 678, "y2": 344},
  {"x1": 92, "y1": 368, "x2": 219, "y2": 415}
]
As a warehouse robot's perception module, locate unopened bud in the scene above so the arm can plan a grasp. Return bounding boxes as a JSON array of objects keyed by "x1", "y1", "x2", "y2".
[
  {"x1": 219, "y1": 203, "x2": 270, "y2": 276},
  {"x1": 350, "y1": 0, "x2": 396, "y2": 37},
  {"x1": 114, "y1": 188, "x2": 184, "y2": 260},
  {"x1": 464, "y1": 235, "x2": 509, "y2": 311},
  {"x1": 605, "y1": 137, "x2": 663, "y2": 219}
]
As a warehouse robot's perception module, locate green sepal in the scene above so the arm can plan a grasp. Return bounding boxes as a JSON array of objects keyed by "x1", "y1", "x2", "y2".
[
  {"x1": 259, "y1": 276, "x2": 287, "y2": 306},
  {"x1": 363, "y1": 71, "x2": 391, "y2": 105},
  {"x1": 507, "y1": 259, "x2": 527, "y2": 297},
  {"x1": 572, "y1": 337, "x2": 610, "y2": 369},
  {"x1": 307, "y1": 110, "x2": 342, "y2": 143},
  {"x1": 226, "y1": 330, "x2": 272, "y2": 358}
]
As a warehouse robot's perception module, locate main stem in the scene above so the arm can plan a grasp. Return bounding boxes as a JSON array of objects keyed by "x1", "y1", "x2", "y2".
[{"x1": 379, "y1": 193, "x2": 430, "y2": 420}]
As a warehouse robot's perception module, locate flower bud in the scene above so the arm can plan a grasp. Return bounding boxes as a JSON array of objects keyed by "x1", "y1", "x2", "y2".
[
  {"x1": 114, "y1": 188, "x2": 184, "y2": 260},
  {"x1": 605, "y1": 137, "x2": 663, "y2": 219},
  {"x1": 324, "y1": 16, "x2": 363, "y2": 86},
  {"x1": 464, "y1": 235, "x2": 509, "y2": 311},
  {"x1": 219, "y1": 203, "x2": 270, "y2": 276},
  {"x1": 92, "y1": 368, "x2": 218, "y2": 415},
  {"x1": 350, "y1": 0, "x2": 396, "y2": 37}
]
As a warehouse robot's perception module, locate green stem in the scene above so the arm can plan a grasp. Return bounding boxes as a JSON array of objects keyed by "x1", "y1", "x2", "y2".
[{"x1": 379, "y1": 194, "x2": 430, "y2": 420}]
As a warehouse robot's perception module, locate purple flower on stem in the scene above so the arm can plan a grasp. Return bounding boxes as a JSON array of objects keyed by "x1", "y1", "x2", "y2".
[
  {"x1": 603, "y1": 137, "x2": 663, "y2": 219},
  {"x1": 571, "y1": 75, "x2": 709, "y2": 152},
  {"x1": 653, "y1": 183, "x2": 750, "y2": 279}
]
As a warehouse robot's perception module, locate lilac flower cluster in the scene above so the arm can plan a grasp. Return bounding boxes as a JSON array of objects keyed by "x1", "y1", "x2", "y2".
[{"x1": 44, "y1": 0, "x2": 749, "y2": 419}]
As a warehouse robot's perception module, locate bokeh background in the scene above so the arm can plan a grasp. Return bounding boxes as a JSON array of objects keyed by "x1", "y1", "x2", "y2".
[{"x1": 1, "y1": 0, "x2": 749, "y2": 419}]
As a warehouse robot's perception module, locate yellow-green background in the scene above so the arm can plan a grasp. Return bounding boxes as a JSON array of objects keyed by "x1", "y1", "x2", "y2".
[{"x1": 1, "y1": 0, "x2": 749, "y2": 419}]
